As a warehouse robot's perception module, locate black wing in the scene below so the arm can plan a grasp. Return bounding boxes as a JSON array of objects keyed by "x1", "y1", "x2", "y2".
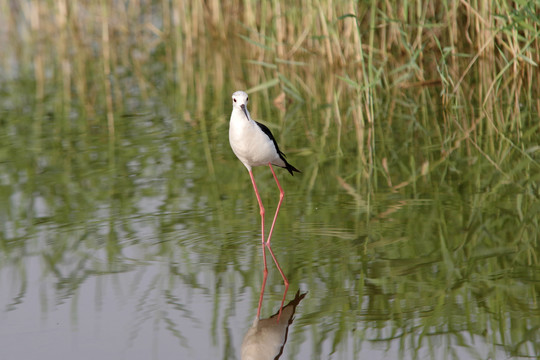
[
  {"x1": 255, "y1": 121, "x2": 301, "y2": 176},
  {"x1": 255, "y1": 121, "x2": 286, "y2": 158}
]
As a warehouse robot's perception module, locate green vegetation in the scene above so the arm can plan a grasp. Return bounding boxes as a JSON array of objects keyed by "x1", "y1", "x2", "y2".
[
  {"x1": 0, "y1": 1, "x2": 539, "y2": 359},
  {"x1": 1, "y1": 0, "x2": 538, "y2": 186}
]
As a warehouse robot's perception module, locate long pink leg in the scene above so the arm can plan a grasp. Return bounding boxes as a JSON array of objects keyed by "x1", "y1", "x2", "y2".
[
  {"x1": 266, "y1": 164, "x2": 289, "y2": 321},
  {"x1": 249, "y1": 170, "x2": 268, "y2": 319}
]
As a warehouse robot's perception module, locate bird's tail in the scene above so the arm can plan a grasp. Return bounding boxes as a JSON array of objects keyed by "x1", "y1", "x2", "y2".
[{"x1": 284, "y1": 161, "x2": 301, "y2": 176}]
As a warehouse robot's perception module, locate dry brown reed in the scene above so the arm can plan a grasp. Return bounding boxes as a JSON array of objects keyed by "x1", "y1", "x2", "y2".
[{"x1": 0, "y1": 0, "x2": 537, "y2": 176}]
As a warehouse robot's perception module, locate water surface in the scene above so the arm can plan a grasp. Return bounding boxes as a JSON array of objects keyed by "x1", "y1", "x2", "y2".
[
  {"x1": 2, "y1": 98, "x2": 538, "y2": 359},
  {"x1": 1, "y1": 2, "x2": 539, "y2": 358}
]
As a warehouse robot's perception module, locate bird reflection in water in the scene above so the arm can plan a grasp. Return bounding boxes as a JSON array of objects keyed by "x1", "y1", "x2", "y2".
[{"x1": 241, "y1": 290, "x2": 307, "y2": 360}]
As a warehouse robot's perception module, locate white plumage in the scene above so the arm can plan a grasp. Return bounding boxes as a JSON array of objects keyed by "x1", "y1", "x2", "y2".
[{"x1": 229, "y1": 91, "x2": 299, "y2": 174}]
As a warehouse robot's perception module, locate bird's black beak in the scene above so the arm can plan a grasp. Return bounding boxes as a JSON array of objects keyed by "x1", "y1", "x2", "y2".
[{"x1": 240, "y1": 104, "x2": 249, "y2": 120}]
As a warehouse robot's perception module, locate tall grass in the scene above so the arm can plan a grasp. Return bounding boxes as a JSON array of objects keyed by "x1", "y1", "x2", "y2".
[{"x1": 0, "y1": 0, "x2": 538, "y2": 189}]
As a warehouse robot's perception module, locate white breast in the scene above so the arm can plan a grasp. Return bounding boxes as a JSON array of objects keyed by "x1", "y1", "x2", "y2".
[{"x1": 229, "y1": 109, "x2": 284, "y2": 169}]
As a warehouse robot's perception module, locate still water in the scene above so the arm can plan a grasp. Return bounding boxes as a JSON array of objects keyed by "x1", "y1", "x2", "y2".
[{"x1": 1, "y1": 89, "x2": 538, "y2": 360}]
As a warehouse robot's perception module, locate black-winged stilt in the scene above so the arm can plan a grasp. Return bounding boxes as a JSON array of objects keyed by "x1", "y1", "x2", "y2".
[{"x1": 229, "y1": 90, "x2": 300, "y2": 319}]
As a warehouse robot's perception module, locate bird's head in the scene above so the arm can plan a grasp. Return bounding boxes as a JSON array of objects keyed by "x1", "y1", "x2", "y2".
[{"x1": 232, "y1": 90, "x2": 250, "y2": 120}]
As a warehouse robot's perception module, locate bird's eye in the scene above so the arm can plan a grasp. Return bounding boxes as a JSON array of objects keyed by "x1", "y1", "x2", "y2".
[{"x1": 233, "y1": 98, "x2": 236, "y2": 102}]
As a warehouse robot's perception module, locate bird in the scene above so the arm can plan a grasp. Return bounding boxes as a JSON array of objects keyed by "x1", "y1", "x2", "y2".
[
  {"x1": 229, "y1": 90, "x2": 300, "y2": 320},
  {"x1": 241, "y1": 290, "x2": 307, "y2": 360}
]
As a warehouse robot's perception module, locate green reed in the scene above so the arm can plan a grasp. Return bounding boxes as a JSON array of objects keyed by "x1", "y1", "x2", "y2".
[
  {"x1": 1, "y1": 2, "x2": 539, "y2": 357},
  {"x1": 3, "y1": 1, "x2": 537, "y2": 115},
  {"x1": 2, "y1": 0, "x2": 538, "y2": 265}
]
